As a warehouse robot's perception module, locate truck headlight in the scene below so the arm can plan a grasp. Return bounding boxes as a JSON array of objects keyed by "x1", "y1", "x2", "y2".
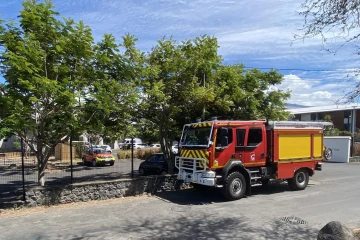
[{"x1": 201, "y1": 171, "x2": 215, "y2": 178}]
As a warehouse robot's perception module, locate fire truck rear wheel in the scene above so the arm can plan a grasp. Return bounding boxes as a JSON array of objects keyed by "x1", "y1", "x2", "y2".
[
  {"x1": 288, "y1": 169, "x2": 309, "y2": 191},
  {"x1": 222, "y1": 171, "x2": 246, "y2": 200}
]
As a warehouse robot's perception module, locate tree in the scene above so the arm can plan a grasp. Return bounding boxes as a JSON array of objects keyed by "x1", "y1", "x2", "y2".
[
  {"x1": 140, "y1": 36, "x2": 290, "y2": 171},
  {"x1": 297, "y1": 0, "x2": 360, "y2": 100},
  {"x1": 208, "y1": 64, "x2": 290, "y2": 120},
  {"x1": 0, "y1": 0, "x2": 140, "y2": 185},
  {"x1": 139, "y1": 36, "x2": 222, "y2": 166}
]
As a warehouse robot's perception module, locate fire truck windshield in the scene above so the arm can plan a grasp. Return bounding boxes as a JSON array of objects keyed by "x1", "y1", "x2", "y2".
[{"x1": 181, "y1": 127, "x2": 212, "y2": 147}]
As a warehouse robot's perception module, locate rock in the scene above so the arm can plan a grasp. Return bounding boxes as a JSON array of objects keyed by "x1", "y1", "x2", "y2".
[{"x1": 318, "y1": 221, "x2": 358, "y2": 240}]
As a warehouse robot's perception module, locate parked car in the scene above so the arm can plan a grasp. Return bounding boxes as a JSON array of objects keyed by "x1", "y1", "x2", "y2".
[
  {"x1": 172, "y1": 145, "x2": 179, "y2": 154},
  {"x1": 132, "y1": 143, "x2": 148, "y2": 149},
  {"x1": 100, "y1": 144, "x2": 112, "y2": 153},
  {"x1": 138, "y1": 153, "x2": 177, "y2": 176},
  {"x1": 82, "y1": 148, "x2": 115, "y2": 167},
  {"x1": 149, "y1": 144, "x2": 161, "y2": 148},
  {"x1": 119, "y1": 138, "x2": 143, "y2": 149}
]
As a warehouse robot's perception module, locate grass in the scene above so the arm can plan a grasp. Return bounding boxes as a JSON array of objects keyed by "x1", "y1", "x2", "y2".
[{"x1": 117, "y1": 148, "x2": 161, "y2": 160}]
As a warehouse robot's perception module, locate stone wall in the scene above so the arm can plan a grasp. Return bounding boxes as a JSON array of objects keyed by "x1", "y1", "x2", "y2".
[{"x1": 25, "y1": 175, "x2": 186, "y2": 208}]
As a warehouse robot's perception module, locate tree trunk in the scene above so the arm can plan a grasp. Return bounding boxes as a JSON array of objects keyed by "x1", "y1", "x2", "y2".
[
  {"x1": 159, "y1": 128, "x2": 174, "y2": 174},
  {"x1": 36, "y1": 143, "x2": 50, "y2": 186}
]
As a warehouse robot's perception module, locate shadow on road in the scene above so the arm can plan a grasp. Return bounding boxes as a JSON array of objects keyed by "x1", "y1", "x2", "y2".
[
  {"x1": 154, "y1": 181, "x2": 304, "y2": 205},
  {"x1": 31, "y1": 213, "x2": 319, "y2": 240}
]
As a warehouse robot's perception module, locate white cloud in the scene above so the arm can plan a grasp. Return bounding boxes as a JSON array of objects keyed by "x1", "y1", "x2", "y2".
[{"x1": 274, "y1": 74, "x2": 354, "y2": 106}]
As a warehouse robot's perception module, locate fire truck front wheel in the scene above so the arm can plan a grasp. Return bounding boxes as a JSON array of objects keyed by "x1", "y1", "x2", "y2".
[
  {"x1": 222, "y1": 172, "x2": 246, "y2": 201},
  {"x1": 288, "y1": 169, "x2": 309, "y2": 191}
]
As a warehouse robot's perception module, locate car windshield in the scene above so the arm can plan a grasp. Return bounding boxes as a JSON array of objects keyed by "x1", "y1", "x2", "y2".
[
  {"x1": 93, "y1": 148, "x2": 107, "y2": 154},
  {"x1": 181, "y1": 126, "x2": 211, "y2": 146}
]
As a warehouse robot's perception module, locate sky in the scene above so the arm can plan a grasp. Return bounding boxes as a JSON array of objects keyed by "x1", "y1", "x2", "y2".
[{"x1": 0, "y1": 0, "x2": 359, "y2": 107}]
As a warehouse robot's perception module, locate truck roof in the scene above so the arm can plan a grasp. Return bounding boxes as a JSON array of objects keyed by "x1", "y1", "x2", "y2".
[{"x1": 186, "y1": 120, "x2": 332, "y2": 129}]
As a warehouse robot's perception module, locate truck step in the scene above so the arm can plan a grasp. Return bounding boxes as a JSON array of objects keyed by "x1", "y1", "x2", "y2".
[
  {"x1": 250, "y1": 170, "x2": 259, "y2": 173},
  {"x1": 251, "y1": 183, "x2": 263, "y2": 187},
  {"x1": 251, "y1": 177, "x2": 262, "y2": 179}
]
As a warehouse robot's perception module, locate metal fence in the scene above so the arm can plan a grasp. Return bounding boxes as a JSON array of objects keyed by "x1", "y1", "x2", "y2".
[{"x1": 0, "y1": 138, "x2": 144, "y2": 205}]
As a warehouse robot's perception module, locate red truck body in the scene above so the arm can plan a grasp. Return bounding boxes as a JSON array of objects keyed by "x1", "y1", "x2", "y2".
[{"x1": 175, "y1": 119, "x2": 330, "y2": 200}]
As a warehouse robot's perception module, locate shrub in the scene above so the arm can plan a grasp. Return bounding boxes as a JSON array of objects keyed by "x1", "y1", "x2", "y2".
[
  {"x1": 117, "y1": 148, "x2": 161, "y2": 160},
  {"x1": 353, "y1": 143, "x2": 360, "y2": 156}
]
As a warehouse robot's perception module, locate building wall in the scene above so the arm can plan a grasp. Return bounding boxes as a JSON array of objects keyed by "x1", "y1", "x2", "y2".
[
  {"x1": 0, "y1": 136, "x2": 20, "y2": 151},
  {"x1": 301, "y1": 113, "x2": 311, "y2": 121},
  {"x1": 328, "y1": 111, "x2": 345, "y2": 131}
]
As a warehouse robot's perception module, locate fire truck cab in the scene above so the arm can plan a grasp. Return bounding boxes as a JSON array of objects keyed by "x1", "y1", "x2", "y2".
[{"x1": 175, "y1": 119, "x2": 331, "y2": 200}]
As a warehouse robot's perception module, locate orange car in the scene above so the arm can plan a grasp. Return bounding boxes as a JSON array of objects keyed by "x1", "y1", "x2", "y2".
[{"x1": 82, "y1": 148, "x2": 115, "y2": 167}]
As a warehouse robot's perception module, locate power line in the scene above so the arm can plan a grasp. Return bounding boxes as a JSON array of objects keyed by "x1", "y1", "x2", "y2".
[{"x1": 244, "y1": 67, "x2": 357, "y2": 72}]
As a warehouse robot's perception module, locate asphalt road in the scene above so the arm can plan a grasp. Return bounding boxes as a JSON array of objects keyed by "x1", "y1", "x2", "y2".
[{"x1": 0, "y1": 162, "x2": 360, "y2": 240}]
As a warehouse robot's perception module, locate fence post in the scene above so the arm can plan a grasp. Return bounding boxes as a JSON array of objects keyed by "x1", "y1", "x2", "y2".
[
  {"x1": 70, "y1": 135, "x2": 73, "y2": 184},
  {"x1": 131, "y1": 137, "x2": 134, "y2": 178},
  {"x1": 21, "y1": 138, "x2": 26, "y2": 202}
]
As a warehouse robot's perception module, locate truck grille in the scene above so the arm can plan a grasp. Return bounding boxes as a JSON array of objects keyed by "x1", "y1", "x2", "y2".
[{"x1": 175, "y1": 157, "x2": 206, "y2": 172}]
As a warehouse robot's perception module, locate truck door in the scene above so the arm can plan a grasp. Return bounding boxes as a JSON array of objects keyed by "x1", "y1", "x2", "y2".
[
  {"x1": 214, "y1": 127, "x2": 235, "y2": 168},
  {"x1": 243, "y1": 127, "x2": 266, "y2": 167},
  {"x1": 234, "y1": 127, "x2": 247, "y2": 163}
]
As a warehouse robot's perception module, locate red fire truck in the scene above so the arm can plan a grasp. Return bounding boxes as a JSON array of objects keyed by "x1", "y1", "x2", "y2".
[{"x1": 175, "y1": 119, "x2": 332, "y2": 200}]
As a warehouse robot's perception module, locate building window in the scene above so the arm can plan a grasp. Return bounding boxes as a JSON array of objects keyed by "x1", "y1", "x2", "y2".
[
  {"x1": 311, "y1": 113, "x2": 316, "y2": 121},
  {"x1": 318, "y1": 113, "x2": 323, "y2": 120},
  {"x1": 344, "y1": 110, "x2": 351, "y2": 131},
  {"x1": 294, "y1": 114, "x2": 301, "y2": 121}
]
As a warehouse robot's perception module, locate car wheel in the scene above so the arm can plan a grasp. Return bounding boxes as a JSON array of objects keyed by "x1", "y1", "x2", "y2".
[
  {"x1": 324, "y1": 147, "x2": 332, "y2": 161},
  {"x1": 139, "y1": 168, "x2": 145, "y2": 176},
  {"x1": 288, "y1": 169, "x2": 309, "y2": 191},
  {"x1": 222, "y1": 171, "x2": 246, "y2": 201},
  {"x1": 92, "y1": 159, "x2": 97, "y2": 167},
  {"x1": 109, "y1": 161, "x2": 115, "y2": 166}
]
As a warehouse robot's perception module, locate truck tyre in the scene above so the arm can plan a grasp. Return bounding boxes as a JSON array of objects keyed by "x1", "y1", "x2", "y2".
[
  {"x1": 288, "y1": 169, "x2": 309, "y2": 191},
  {"x1": 222, "y1": 171, "x2": 246, "y2": 200}
]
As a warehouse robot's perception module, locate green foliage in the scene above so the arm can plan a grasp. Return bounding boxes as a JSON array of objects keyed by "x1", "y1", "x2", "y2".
[
  {"x1": 140, "y1": 36, "x2": 290, "y2": 165},
  {"x1": 117, "y1": 148, "x2": 161, "y2": 160},
  {"x1": 0, "y1": 0, "x2": 139, "y2": 184},
  {"x1": 0, "y1": 0, "x2": 291, "y2": 179},
  {"x1": 13, "y1": 141, "x2": 21, "y2": 149}
]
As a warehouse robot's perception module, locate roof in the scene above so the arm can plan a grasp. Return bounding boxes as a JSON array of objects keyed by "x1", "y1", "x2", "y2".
[
  {"x1": 267, "y1": 121, "x2": 332, "y2": 129},
  {"x1": 290, "y1": 104, "x2": 360, "y2": 114}
]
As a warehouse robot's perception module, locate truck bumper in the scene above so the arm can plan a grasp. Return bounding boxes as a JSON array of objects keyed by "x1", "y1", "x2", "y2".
[
  {"x1": 315, "y1": 162, "x2": 322, "y2": 171},
  {"x1": 177, "y1": 170, "x2": 216, "y2": 186}
]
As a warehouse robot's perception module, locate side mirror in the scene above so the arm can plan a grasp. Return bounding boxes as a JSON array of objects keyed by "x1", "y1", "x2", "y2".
[
  {"x1": 221, "y1": 136, "x2": 228, "y2": 147},
  {"x1": 219, "y1": 127, "x2": 229, "y2": 147},
  {"x1": 219, "y1": 127, "x2": 228, "y2": 136}
]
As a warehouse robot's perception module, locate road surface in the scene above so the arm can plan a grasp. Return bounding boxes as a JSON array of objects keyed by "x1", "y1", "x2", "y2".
[{"x1": 0, "y1": 162, "x2": 359, "y2": 240}]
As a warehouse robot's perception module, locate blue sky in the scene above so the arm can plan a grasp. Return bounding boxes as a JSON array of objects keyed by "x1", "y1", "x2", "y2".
[{"x1": 1, "y1": 0, "x2": 359, "y2": 107}]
